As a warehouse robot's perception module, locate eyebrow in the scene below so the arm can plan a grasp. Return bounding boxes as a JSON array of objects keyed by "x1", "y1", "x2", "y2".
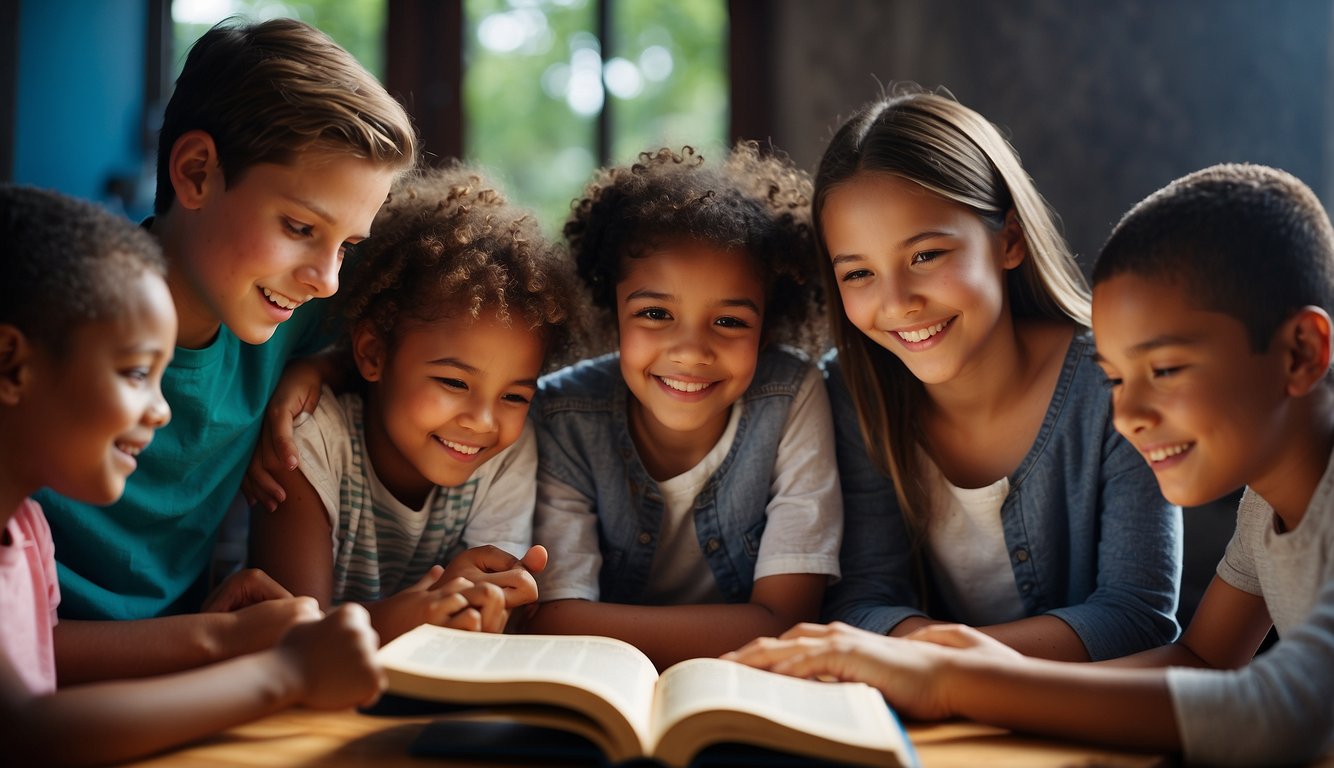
[
  {"x1": 829, "y1": 230, "x2": 955, "y2": 266},
  {"x1": 625, "y1": 288, "x2": 761, "y2": 314},
  {"x1": 1092, "y1": 334, "x2": 1202, "y2": 363},
  {"x1": 286, "y1": 195, "x2": 371, "y2": 240},
  {"x1": 427, "y1": 357, "x2": 538, "y2": 388}
]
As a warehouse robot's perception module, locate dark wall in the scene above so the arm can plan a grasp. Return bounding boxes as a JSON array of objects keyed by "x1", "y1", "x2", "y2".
[{"x1": 768, "y1": 0, "x2": 1334, "y2": 268}]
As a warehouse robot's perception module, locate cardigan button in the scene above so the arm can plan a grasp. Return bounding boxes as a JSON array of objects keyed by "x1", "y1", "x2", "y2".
[
  {"x1": 705, "y1": 538, "x2": 721, "y2": 553},
  {"x1": 637, "y1": 531, "x2": 652, "y2": 545},
  {"x1": 1014, "y1": 548, "x2": 1030, "y2": 563}
]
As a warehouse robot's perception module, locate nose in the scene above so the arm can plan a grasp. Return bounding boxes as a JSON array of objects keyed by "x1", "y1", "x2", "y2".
[
  {"x1": 668, "y1": 325, "x2": 716, "y2": 366},
  {"x1": 876, "y1": 274, "x2": 921, "y2": 321},
  {"x1": 457, "y1": 397, "x2": 496, "y2": 434},
  {"x1": 145, "y1": 388, "x2": 171, "y2": 429},
  {"x1": 297, "y1": 244, "x2": 342, "y2": 298},
  {"x1": 1110, "y1": 378, "x2": 1158, "y2": 437}
]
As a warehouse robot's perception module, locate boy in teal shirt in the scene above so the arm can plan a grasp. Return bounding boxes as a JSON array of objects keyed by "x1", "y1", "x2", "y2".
[{"x1": 35, "y1": 17, "x2": 417, "y2": 681}]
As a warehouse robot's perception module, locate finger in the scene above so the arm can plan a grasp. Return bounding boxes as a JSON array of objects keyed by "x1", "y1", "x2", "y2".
[
  {"x1": 408, "y1": 565, "x2": 448, "y2": 593},
  {"x1": 443, "y1": 608, "x2": 482, "y2": 632},
  {"x1": 777, "y1": 622, "x2": 838, "y2": 640},
  {"x1": 902, "y1": 624, "x2": 974, "y2": 648},
  {"x1": 472, "y1": 583, "x2": 507, "y2": 632},
  {"x1": 520, "y1": 545, "x2": 548, "y2": 574},
  {"x1": 464, "y1": 545, "x2": 521, "y2": 574},
  {"x1": 430, "y1": 574, "x2": 476, "y2": 593}
]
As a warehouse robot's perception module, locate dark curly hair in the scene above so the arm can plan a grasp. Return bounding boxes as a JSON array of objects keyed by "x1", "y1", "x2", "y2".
[
  {"x1": 1, "y1": 184, "x2": 166, "y2": 358},
  {"x1": 333, "y1": 165, "x2": 581, "y2": 373},
  {"x1": 564, "y1": 142, "x2": 824, "y2": 353}
]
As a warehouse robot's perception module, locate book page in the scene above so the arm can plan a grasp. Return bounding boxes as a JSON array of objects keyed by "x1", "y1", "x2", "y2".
[
  {"x1": 379, "y1": 626, "x2": 660, "y2": 752},
  {"x1": 650, "y1": 658, "x2": 910, "y2": 759}
]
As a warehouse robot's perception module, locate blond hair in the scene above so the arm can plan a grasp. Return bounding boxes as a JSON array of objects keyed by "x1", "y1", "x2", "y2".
[{"x1": 155, "y1": 17, "x2": 416, "y2": 214}]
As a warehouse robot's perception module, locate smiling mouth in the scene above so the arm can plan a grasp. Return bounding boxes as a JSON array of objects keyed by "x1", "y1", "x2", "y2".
[
  {"x1": 260, "y1": 286, "x2": 309, "y2": 310},
  {"x1": 658, "y1": 376, "x2": 714, "y2": 393},
  {"x1": 114, "y1": 440, "x2": 144, "y2": 457},
  {"x1": 896, "y1": 318, "x2": 950, "y2": 343},
  {"x1": 1145, "y1": 442, "x2": 1192, "y2": 463},
  {"x1": 435, "y1": 436, "x2": 483, "y2": 456}
]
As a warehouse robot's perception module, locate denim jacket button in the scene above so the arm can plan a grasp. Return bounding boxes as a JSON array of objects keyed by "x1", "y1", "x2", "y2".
[
  {"x1": 1014, "y1": 548, "x2": 1030, "y2": 563},
  {"x1": 705, "y1": 538, "x2": 721, "y2": 553},
  {"x1": 1020, "y1": 581, "x2": 1033, "y2": 593},
  {"x1": 637, "y1": 531, "x2": 652, "y2": 545}
]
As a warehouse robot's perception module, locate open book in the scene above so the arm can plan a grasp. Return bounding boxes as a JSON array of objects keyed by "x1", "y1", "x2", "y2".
[{"x1": 378, "y1": 624, "x2": 918, "y2": 767}]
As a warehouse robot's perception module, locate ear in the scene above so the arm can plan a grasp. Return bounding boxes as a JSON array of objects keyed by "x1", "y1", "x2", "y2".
[
  {"x1": 168, "y1": 130, "x2": 221, "y2": 212},
  {"x1": 0, "y1": 325, "x2": 33, "y2": 406},
  {"x1": 1280, "y1": 306, "x2": 1332, "y2": 397},
  {"x1": 351, "y1": 323, "x2": 387, "y2": 383},
  {"x1": 999, "y1": 209, "x2": 1028, "y2": 270}
]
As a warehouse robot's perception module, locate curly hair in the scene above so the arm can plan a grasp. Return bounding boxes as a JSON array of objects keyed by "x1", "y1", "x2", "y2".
[
  {"x1": 333, "y1": 165, "x2": 580, "y2": 372},
  {"x1": 564, "y1": 142, "x2": 824, "y2": 353},
  {"x1": 1, "y1": 184, "x2": 166, "y2": 358}
]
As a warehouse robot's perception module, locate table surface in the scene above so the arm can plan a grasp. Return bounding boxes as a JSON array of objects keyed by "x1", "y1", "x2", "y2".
[{"x1": 116, "y1": 704, "x2": 1184, "y2": 768}]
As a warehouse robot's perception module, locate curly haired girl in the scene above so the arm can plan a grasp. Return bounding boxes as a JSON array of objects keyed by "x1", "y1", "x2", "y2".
[
  {"x1": 250, "y1": 166, "x2": 580, "y2": 644},
  {"x1": 526, "y1": 143, "x2": 842, "y2": 668}
]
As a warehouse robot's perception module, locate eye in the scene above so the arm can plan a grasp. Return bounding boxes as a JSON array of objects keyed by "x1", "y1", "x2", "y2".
[
  {"x1": 502, "y1": 392, "x2": 532, "y2": 405},
  {"x1": 122, "y1": 367, "x2": 150, "y2": 384},
  {"x1": 911, "y1": 249, "x2": 945, "y2": 265},
  {"x1": 1152, "y1": 366, "x2": 1184, "y2": 379},
  {"x1": 839, "y1": 268, "x2": 872, "y2": 283},
  {"x1": 283, "y1": 218, "x2": 314, "y2": 238},
  {"x1": 633, "y1": 307, "x2": 672, "y2": 321},
  {"x1": 1099, "y1": 375, "x2": 1122, "y2": 391},
  {"x1": 434, "y1": 377, "x2": 467, "y2": 391},
  {"x1": 715, "y1": 316, "x2": 752, "y2": 329},
  {"x1": 338, "y1": 241, "x2": 359, "y2": 259}
]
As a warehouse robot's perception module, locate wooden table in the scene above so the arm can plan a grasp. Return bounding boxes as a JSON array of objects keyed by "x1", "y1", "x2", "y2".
[{"x1": 117, "y1": 704, "x2": 1177, "y2": 767}]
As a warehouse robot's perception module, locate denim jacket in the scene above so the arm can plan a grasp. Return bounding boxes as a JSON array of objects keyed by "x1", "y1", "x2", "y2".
[
  {"x1": 821, "y1": 332, "x2": 1183, "y2": 660},
  {"x1": 534, "y1": 347, "x2": 813, "y2": 604}
]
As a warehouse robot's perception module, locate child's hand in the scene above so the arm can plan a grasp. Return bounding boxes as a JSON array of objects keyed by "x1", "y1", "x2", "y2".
[
  {"x1": 277, "y1": 603, "x2": 385, "y2": 709},
  {"x1": 370, "y1": 565, "x2": 508, "y2": 642},
  {"x1": 902, "y1": 623, "x2": 1024, "y2": 660},
  {"x1": 441, "y1": 545, "x2": 547, "y2": 609},
  {"x1": 200, "y1": 567, "x2": 295, "y2": 612},
  {"x1": 722, "y1": 622, "x2": 959, "y2": 721},
  {"x1": 242, "y1": 359, "x2": 326, "y2": 512},
  {"x1": 217, "y1": 596, "x2": 324, "y2": 659}
]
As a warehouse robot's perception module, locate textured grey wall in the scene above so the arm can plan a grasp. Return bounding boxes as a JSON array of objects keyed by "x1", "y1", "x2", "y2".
[{"x1": 767, "y1": 0, "x2": 1334, "y2": 270}]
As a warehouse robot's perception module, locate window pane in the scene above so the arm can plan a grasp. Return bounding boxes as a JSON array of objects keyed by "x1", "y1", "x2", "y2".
[
  {"x1": 171, "y1": 0, "x2": 386, "y2": 80},
  {"x1": 464, "y1": 0, "x2": 599, "y2": 236},
  {"x1": 608, "y1": 0, "x2": 727, "y2": 165},
  {"x1": 464, "y1": 0, "x2": 726, "y2": 236}
]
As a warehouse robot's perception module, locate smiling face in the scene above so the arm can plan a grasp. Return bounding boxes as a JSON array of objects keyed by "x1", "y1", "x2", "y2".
[
  {"x1": 25, "y1": 269, "x2": 177, "y2": 504},
  {"x1": 821, "y1": 172, "x2": 1025, "y2": 386},
  {"x1": 1092, "y1": 272, "x2": 1293, "y2": 508},
  {"x1": 169, "y1": 144, "x2": 398, "y2": 348},
  {"x1": 615, "y1": 240, "x2": 765, "y2": 453},
  {"x1": 356, "y1": 310, "x2": 545, "y2": 508}
]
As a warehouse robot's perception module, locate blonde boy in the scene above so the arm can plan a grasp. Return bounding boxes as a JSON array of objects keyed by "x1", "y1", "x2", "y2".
[{"x1": 34, "y1": 18, "x2": 416, "y2": 680}]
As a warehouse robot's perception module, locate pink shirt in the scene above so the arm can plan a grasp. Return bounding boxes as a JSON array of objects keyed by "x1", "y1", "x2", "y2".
[{"x1": 0, "y1": 498, "x2": 60, "y2": 694}]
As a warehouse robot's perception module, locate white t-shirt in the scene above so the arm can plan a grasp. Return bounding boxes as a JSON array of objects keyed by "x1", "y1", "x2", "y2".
[
  {"x1": 923, "y1": 459, "x2": 1026, "y2": 625},
  {"x1": 537, "y1": 365, "x2": 842, "y2": 602},
  {"x1": 1166, "y1": 448, "x2": 1334, "y2": 766},
  {"x1": 293, "y1": 387, "x2": 536, "y2": 603}
]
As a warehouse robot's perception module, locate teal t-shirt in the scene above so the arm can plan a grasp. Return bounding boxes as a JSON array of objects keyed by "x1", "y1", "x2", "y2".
[{"x1": 36, "y1": 302, "x2": 333, "y2": 619}]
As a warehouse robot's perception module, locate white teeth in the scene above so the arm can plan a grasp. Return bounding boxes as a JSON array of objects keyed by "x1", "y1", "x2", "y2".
[
  {"x1": 1146, "y1": 443, "x2": 1190, "y2": 462},
  {"x1": 441, "y1": 439, "x2": 481, "y2": 456},
  {"x1": 897, "y1": 320, "x2": 947, "y2": 343},
  {"x1": 661, "y1": 377, "x2": 711, "y2": 393},
  {"x1": 116, "y1": 442, "x2": 141, "y2": 457},
  {"x1": 261, "y1": 287, "x2": 308, "y2": 310}
]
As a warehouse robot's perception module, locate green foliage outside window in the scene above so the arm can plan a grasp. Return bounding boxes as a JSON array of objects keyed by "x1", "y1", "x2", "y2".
[{"x1": 465, "y1": 0, "x2": 727, "y2": 235}]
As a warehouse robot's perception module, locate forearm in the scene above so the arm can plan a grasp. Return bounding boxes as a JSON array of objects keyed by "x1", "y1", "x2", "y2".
[
  {"x1": 528, "y1": 599, "x2": 806, "y2": 669},
  {"x1": 54, "y1": 605, "x2": 300, "y2": 686},
  {"x1": 9, "y1": 649, "x2": 302, "y2": 766},
  {"x1": 945, "y1": 655, "x2": 1181, "y2": 750},
  {"x1": 55, "y1": 615, "x2": 237, "y2": 684}
]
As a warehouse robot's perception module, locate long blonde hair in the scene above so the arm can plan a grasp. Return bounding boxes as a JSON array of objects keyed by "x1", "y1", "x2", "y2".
[{"x1": 814, "y1": 86, "x2": 1090, "y2": 542}]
